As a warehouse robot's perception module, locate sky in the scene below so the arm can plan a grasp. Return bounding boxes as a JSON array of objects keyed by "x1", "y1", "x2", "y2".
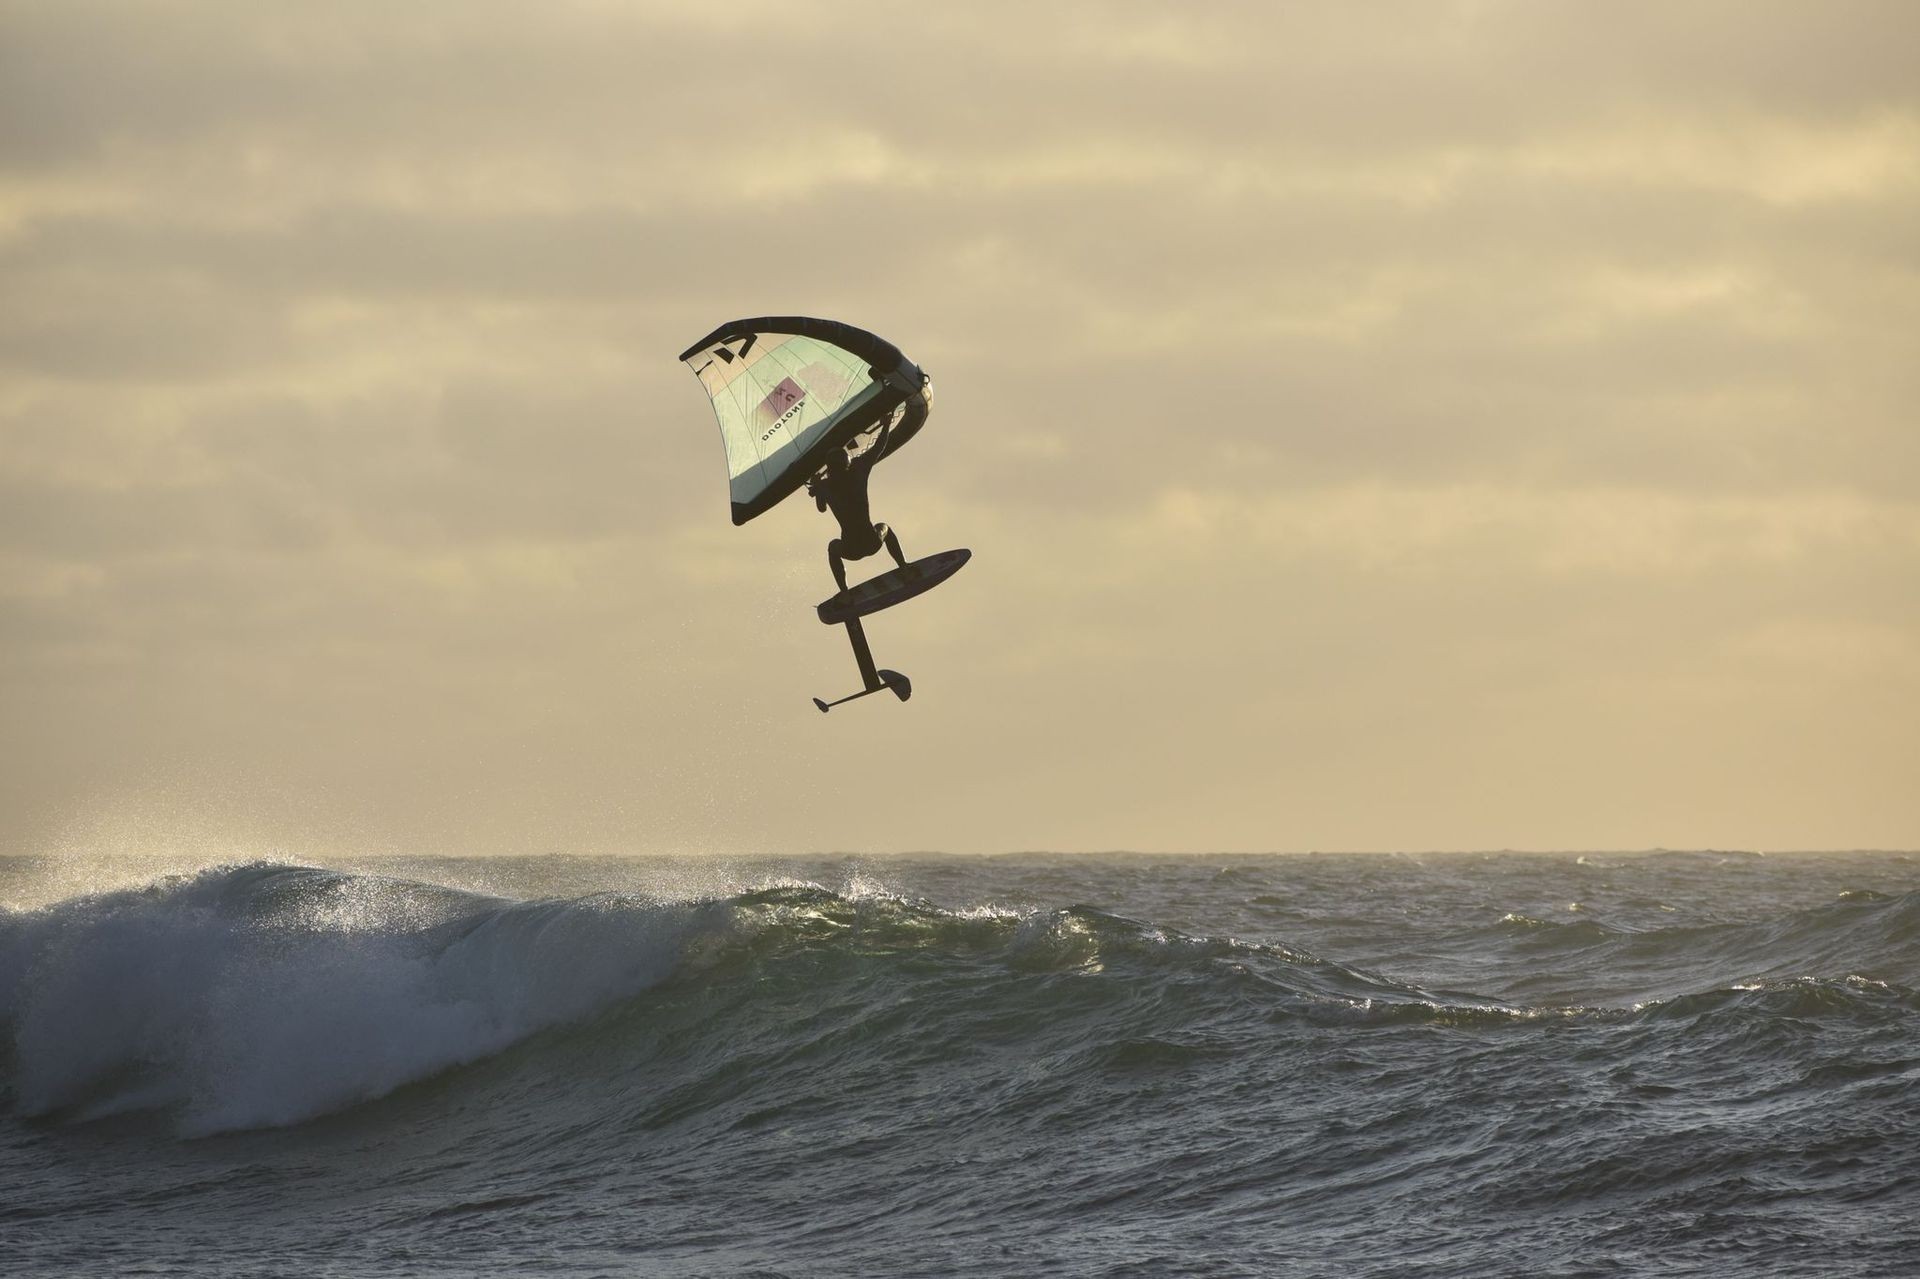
[{"x1": 2, "y1": 1, "x2": 1916, "y2": 857}]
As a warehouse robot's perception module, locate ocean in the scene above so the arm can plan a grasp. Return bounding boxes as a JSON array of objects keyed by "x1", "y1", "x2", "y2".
[{"x1": 2, "y1": 851, "x2": 1916, "y2": 1277}]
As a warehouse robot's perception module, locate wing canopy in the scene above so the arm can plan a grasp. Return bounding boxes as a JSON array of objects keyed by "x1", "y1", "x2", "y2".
[{"x1": 680, "y1": 316, "x2": 923, "y2": 524}]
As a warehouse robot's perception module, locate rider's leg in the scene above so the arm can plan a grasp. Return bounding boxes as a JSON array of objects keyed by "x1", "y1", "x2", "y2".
[
  {"x1": 876, "y1": 523, "x2": 906, "y2": 569},
  {"x1": 828, "y1": 538, "x2": 849, "y2": 593}
]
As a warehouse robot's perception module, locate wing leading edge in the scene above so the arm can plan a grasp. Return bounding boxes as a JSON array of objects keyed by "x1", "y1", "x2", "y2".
[{"x1": 680, "y1": 316, "x2": 926, "y2": 525}]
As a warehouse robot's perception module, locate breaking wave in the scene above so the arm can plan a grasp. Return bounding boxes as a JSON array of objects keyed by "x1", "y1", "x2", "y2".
[{"x1": 4, "y1": 863, "x2": 1915, "y2": 1137}]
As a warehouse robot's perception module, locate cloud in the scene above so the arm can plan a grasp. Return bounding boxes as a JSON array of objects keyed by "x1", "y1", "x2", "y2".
[{"x1": 2, "y1": 1, "x2": 1917, "y2": 853}]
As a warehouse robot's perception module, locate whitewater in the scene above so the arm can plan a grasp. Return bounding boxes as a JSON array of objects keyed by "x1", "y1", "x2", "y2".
[{"x1": 3, "y1": 851, "x2": 1916, "y2": 1277}]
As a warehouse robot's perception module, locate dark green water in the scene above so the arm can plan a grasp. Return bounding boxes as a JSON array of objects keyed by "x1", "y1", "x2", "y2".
[{"x1": 4, "y1": 851, "x2": 1917, "y2": 1276}]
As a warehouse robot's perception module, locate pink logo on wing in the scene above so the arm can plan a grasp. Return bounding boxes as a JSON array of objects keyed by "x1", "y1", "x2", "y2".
[{"x1": 752, "y1": 377, "x2": 807, "y2": 434}]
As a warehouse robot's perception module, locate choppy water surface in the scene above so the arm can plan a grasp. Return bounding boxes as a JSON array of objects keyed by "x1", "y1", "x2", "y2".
[{"x1": 3, "y1": 851, "x2": 1917, "y2": 1277}]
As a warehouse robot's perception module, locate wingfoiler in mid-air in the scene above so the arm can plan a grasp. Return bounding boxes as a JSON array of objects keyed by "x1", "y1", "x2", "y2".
[{"x1": 677, "y1": 316, "x2": 970, "y2": 712}]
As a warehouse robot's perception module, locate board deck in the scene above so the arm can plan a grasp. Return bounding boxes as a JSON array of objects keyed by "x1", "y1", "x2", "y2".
[{"x1": 817, "y1": 548, "x2": 971, "y2": 625}]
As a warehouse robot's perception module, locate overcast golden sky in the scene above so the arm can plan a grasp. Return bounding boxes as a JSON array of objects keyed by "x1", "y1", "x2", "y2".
[{"x1": 3, "y1": 1, "x2": 1916, "y2": 856}]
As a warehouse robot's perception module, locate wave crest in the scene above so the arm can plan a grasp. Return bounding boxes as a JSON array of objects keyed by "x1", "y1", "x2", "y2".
[
  {"x1": 7, "y1": 864, "x2": 1915, "y2": 1136},
  {"x1": 0, "y1": 863, "x2": 697, "y2": 1133}
]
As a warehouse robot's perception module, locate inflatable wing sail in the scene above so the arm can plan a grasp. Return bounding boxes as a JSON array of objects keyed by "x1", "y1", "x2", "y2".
[{"x1": 679, "y1": 316, "x2": 925, "y2": 525}]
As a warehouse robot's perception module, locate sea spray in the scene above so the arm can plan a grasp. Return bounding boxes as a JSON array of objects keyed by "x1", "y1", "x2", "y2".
[{"x1": 1, "y1": 864, "x2": 700, "y2": 1131}]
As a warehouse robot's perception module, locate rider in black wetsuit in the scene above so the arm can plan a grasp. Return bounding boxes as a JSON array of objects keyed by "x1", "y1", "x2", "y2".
[{"x1": 807, "y1": 378, "x2": 931, "y2": 593}]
